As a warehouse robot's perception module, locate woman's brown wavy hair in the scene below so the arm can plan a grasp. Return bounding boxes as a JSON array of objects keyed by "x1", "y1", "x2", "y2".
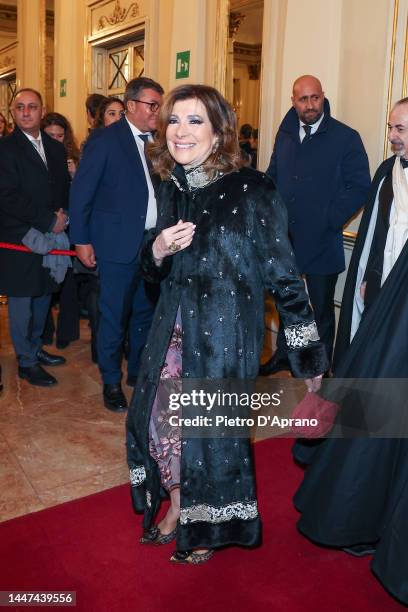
[
  {"x1": 41, "y1": 112, "x2": 80, "y2": 163},
  {"x1": 148, "y1": 84, "x2": 245, "y2": 179}
]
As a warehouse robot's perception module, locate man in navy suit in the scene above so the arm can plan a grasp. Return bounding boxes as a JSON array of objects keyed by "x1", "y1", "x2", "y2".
[{"x1": 69, "y1": 77, "x2": 164, "y2": 412}]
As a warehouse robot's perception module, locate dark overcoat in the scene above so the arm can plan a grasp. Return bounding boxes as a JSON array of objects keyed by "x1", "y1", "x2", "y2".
[
  {"x1": 0, "y1": 127, "x2": 70, "y2": 296},
  {"x1": 267, "y1": 99, "x2": 370, "y2": 275},
  {"x1": 127, "y1": 166, "x2": 328, "y2": 551}
]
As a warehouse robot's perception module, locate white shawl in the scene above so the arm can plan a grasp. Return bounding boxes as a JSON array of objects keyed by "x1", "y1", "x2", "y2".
[{"x1": 381, "y1": 157, "x2": 408, "y2": 283}]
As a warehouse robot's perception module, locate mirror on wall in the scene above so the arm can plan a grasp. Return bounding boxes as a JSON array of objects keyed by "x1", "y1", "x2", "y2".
[
  {"x1": 0, "y1": 0, "x2": 17, "y2": 128},
  {"x1": 227, "y1": 0, "x2": 263, "y2": 168}
]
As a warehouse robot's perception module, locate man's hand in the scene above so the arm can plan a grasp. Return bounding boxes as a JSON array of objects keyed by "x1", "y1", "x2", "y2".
[
  {"x1": 52, "y1": 208, "x2": 68, "y2": 234},
  {"x1": 360, "y1": 281, "x2": 367, "y2": 301},
  {"x1": 76, "y1": 244, "x2": 96, "y2": 268}
]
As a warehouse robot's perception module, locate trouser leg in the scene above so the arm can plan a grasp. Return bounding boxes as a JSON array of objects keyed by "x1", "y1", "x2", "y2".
[
  {"x1": 31, "y1": 294, "x2": 53, "y2": 355},
  {"x1": 127, "y1": 279, "x2": 156, "y2": 377},
  {"x1": 8, "y1": 294, "x2": 51, "y2": 367},
  {"x1": 56, "y1": 267, "x2": 80, "y2": 343},
  {"x1": 304, "y1": 273, "x2": 338, "y2": 364},
  {"x1": 97, "y1": 259, "x2": 139, "y2": 385},
  {"x1": 42, "y1": 304, "x2": 56, "y2": 344}
]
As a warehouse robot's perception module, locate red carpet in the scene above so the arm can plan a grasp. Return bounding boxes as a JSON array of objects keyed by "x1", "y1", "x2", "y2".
[{"x1": 0, "y1": 439, "x2": 404, "y2": 612}]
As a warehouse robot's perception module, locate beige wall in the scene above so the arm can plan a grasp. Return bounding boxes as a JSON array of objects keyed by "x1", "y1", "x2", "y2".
[
  {"x1": 258, "y1": 0, "x2": 393, "y2": 179},
  {"x1": 168, "y1": 0, "x2": 207, "y2": 89},
  {"x1": 337, "y1": 0, "x2": 392, "y2": 174},
  {"x1": 279, "y1": 0, "x2": 342, "y2": 120},
  {"x1": 9, "y1": 0, "x2": 400, "y2": 174}
]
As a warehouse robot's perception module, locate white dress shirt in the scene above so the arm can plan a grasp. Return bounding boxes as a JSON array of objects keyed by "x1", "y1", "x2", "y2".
[
  {"x1": 299, "y1": 113, "x2": 325, "y2": 142},
  {"x1": 23, "y1": 130, "x2": 48, "y2": 166},
  {"x1": 125, "y1": 117, "x2": 157, "y2": 230}
]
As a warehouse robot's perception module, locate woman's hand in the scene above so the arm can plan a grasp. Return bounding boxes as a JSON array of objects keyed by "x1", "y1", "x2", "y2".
[
  {"x1": 152, "y1": 219, "x2": 196, "y2": 265},
  {"x1": 305, "y1": 374, "x2": 323, "y2": 393}
]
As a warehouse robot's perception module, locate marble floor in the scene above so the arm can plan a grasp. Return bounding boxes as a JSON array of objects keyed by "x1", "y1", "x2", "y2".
[
  {"x1": 0, "y1": 299, "x2": 277, "y2": 524},
  {"x1": 0, "y1": 303, "x2": 132, "y2": 523}
]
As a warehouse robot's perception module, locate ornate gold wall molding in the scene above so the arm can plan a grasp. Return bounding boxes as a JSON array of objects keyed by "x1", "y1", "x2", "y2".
[
  {"x1": 0, "y1": 55, "x2": 13, "y2": 69},
  {"x1": 0, "y1": 41, "x2": 16, "y2": 77},
  {"x1": 97, "y1": 0, "x2": 139, "y2": 30},
  {"x1": 229, "y1": 11, "x2": 245, "y2": 37},
  {"x1": 89, "y1": 0, "x2": 146, "y2": 41},
  {"x1": 0, "y1": 3, "x2": 17, "y2": 35}
]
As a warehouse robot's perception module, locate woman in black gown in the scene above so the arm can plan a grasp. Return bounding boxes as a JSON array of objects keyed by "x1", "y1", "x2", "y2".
[{"x1": 126, "y1": 84, "x2": 328, "y2": 564}]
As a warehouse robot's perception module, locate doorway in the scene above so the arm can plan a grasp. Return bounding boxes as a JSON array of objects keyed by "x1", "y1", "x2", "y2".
[
  {"x1": 0, "y1": 72, "x2": 16, "y2": 126},
  {"x1": 227, "y1": 0, "x2": 264, "y2": 167}
]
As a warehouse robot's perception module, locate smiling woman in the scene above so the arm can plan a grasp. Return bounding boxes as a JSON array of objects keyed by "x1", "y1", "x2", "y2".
[
  {"x1": 166, "y1": 98, "x2": 218, "y2": 168},
  {"x1": 94, "y1": 97, "x2": 125, "y2": 128},
  {"x1": 126, "y1": 83, "x2": 328, "y2": 565},
  {"x1": 149, "y1": 84, "x2": 242, "y2": 179}
]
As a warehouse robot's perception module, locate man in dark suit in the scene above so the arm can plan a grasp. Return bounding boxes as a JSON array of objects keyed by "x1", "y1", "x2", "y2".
[
  {"x1": 0, "y1": 88, "x2": 70, "y2": 386},
  {"x1": 69, "y1": 77, "x2": 164, "y2": 412},
  {"x1": 260, "y1": 75, "x2": 370, "y2": 375}
]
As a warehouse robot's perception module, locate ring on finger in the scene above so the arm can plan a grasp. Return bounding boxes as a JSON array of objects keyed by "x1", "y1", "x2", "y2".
[{"x1": 169, "y1": 241, "x2": 181, "y2": 253}]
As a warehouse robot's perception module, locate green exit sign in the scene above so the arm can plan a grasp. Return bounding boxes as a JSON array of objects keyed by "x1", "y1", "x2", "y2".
[
  {"x1": 176, "y1": 51, "x2": 190, "y2": 79},
  {"x1": 59, "y1": 79, "x2": 67, "y2": 97}
]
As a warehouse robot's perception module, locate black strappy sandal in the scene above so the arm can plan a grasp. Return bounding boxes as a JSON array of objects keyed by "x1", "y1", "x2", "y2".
[
  {"x1": 170, "y1": 549, "x2": 214, "y2": 564},
  {"x1": 140, "y1": 525, "x2": 177, "y2": 545}
]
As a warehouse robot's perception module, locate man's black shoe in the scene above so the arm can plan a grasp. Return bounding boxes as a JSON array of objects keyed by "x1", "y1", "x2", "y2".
[
  {"x1": 103, "y1": 384, "x2": 128, "y2": 413},
  {"x1": 259, "y1": 353, "x2": 291, "y2": 376},
  {"x1": 36, "y1": 349, "x2": 66, "y2": 367},
  {"x1": 18, "y1": 364, "x2": 57, "y2": 386},
  {"x1": 342, "y1": 543, "x2": 376, "y2": 557}
]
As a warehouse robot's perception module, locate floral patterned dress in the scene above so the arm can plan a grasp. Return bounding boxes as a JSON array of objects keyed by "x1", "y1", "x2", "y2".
[{"x1": 148, "y1": 308, "x2": 182, "y2": 491}]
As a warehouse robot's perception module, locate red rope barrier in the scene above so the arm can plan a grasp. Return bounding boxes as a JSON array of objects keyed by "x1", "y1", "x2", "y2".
[{"x1": 0, "y1": 242, "x2": 76, "y2": 256}]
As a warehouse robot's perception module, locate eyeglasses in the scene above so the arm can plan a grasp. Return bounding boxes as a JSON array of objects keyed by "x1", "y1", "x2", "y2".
[{"x1": 131, "y1": 99, "x2": 160, "y2": 113}]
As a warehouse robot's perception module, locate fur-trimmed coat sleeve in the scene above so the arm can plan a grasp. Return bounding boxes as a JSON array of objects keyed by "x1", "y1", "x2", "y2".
[{"x1": 140, "y1": 166, "x2": 328, "y2": 379}]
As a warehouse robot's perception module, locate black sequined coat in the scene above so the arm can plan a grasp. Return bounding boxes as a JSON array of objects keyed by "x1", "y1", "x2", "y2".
[{"x1": 126, "y1": 165, "x2": 328, "y2": 550}]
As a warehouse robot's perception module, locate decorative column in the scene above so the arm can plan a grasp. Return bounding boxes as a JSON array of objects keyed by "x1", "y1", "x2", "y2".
[
  {"x1": 53, "y1": 0, "x2": 88, "y2": 141},
  {"x1": 16, "y1": 0, "x2": 46, "y2": 95}
]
